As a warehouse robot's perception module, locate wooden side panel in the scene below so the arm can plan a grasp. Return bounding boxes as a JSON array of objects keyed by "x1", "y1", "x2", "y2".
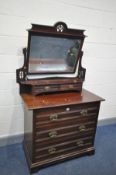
[{"x1": 23, "y1": 106, "x2": 33, "y2": 163}]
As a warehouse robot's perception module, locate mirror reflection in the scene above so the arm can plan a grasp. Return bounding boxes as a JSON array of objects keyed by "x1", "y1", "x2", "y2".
[{"x1": 29, "y1": 36, "x2": 81, "y2": 73}]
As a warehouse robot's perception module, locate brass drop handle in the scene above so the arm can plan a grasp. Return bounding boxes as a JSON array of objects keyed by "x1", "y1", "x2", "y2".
[
  {"x1": 76, "y1": 140, "x2": 84, "y2": 147},
  {"x1": 78, "y1": 125, "x2": 86, "y2": 131},
  {"x1": 48, "y1": 147, "x2": 56, "y2": 154},
  {"x1": 80, "y1": 109, "x2": 88, "y2": 116},
  {"x1": 50, "y1": 114, "x2": 58, "y2": 121},
  {"x1": 49, "y1": 131, "x2": 57, "y2": 138}
]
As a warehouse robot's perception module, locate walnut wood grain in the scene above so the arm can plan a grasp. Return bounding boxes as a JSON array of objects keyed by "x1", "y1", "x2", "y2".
[
  {"x1": 34, "y1": 136, "x2": 93, "y2": 159},
  {"x1": 21, "y1": 89, "x2": 104, "y2": 109}
]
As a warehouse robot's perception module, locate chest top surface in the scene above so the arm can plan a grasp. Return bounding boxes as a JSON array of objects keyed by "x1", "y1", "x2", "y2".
[{"x1": 21, "y1": 89, "x2": 104, "y2": 110}]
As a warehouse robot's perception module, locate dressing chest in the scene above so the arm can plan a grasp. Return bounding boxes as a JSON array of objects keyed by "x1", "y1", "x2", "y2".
[{"x1": 16, "y1": 22, "x2": 104, "y2": 173}]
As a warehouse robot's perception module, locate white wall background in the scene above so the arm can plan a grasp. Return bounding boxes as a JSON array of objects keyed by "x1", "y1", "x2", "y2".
[{"x1": 0, "y1": 0, "x2": 116, "y2": 138}]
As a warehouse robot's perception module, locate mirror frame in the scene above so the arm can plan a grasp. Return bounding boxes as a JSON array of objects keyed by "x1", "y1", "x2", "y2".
[{"x1": 16, "y1": 22, "x2": 86, "y2": 82}]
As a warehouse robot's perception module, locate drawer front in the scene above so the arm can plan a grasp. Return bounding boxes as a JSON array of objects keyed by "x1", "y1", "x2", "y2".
[
  {"x1": 35, "y1": 109, "x2": 98, "y2": 125},
  {"x1": 33, "y1": 83, "x2": 82, "y2": 95},
  {"x1": 34, "y1": 136, "x2": 93, "y2": 162},
  {"x1": 35, "y1": 122, "x2": 95, "y2": 139},
  {"x1": 34, "y1": 102, "x2": 100, "y2": 120}
]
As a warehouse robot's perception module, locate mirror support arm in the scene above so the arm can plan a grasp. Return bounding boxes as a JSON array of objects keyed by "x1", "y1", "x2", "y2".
[{"x1": 16, "y1": 48, "x2": 28, "y2": 83}]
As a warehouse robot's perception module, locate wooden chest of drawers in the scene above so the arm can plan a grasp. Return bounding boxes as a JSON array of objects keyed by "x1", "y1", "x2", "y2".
[{"x1": 22, "y1": 89, "x2": 104, "y2": 173}]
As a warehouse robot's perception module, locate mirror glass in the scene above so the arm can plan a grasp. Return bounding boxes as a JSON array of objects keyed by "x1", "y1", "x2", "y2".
[{"x1": 29, "y1": 35, "x2": 81, "y2": 74}]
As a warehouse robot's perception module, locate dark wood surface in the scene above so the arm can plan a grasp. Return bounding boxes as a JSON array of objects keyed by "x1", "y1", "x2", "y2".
[
  {"x1": 21, "y1": 89, "x2": 104, "y2": 109},
  {"x1": 22, "y1": 89, "x2": 104, "y2": 173}
]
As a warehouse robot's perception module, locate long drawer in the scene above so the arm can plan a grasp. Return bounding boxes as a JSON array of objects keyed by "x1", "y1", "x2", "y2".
[
  {"x1": 35, "y1": 121, "x2": 95, "y2": 139},
  {"x1": 35, "y1": 110, "x2": 98, "y2": 125},
  {"x1": 34, "y1": 136, "x2": 93, "y2": 162},
  {"x1": 34, "y1": 102, "x2": 100, "y2": 121}
]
